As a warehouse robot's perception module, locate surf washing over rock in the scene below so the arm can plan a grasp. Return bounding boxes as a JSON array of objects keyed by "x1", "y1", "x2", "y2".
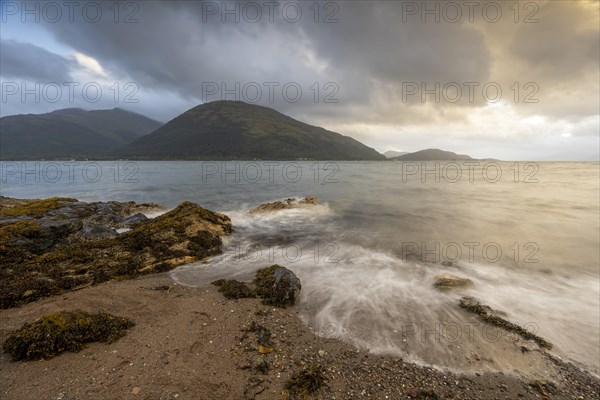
[{"x1": 171, "y1": 194, "x2": 599, "y2": 378}]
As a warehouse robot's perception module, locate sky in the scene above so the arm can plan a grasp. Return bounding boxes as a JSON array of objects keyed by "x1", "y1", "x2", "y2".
[{"x1": 0, "y1": 0, "x2": 599, "y2": 160}]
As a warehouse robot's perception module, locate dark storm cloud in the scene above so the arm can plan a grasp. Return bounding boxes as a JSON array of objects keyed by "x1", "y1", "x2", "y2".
[
  {"x1": 1, "y1": 0, "x2": 598, "y2": 159},
  {"x1": 299, "y1": 2, "x2": 490, "y2": 83},
  {"x1": 33, "y1": 0, "x2": 494, "y2": 116},
  {"x1": 0, "y1": 38, "x2": 73, "y2": 82},
  {"x1": 4, "y1": 1, "x2": 599, "y2": 115},
  {"x1": 496, "y1": 0, "x2": 600, "y2": 121},
  {"x1": 510, "y1": 1, "x2": 599, "y2": 81},
  {"x1": 33, "y1": 1, "x2": 301, "y2": 95}
]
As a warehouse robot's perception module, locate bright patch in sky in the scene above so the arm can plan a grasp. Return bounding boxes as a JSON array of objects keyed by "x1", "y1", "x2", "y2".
[
  {"x1": 73, "y1": 53, "x2": 107, "y2": 78},
  {"x1": 524, "y1": 116, "x2": 546, "y2": 126}
]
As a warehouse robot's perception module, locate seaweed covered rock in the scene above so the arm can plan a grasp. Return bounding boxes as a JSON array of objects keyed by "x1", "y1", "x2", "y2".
[
  {"x1": 249, "y1": 196, "x2": 318, "y2": 214},
  {"x1": 459, "y1": 296, "x2": 553, "y2": 349},
  {"x1": 212, "y1": 279, "x2": 256, "y2": 299},
  {"x1": 0, "y1": 197, "x2": 78, "y2": 218},
  {"x1": 0, "y1": 199, "x2": 231, "y2": 308},
  {"x1": 123, "y1": 213, "x2": 148, "y2": 226},
  {"x1": 433, "y1": 274, "x2": 473, "y2": 290},
  {"x1": 254, "y1": 265, "x2": 301, "y2": 307},
  {"x1": 2, "y1": 310, "x2": 134, "y2": 361},
  {"x1": 282, "y1": 364, "x2": 327, "y2": 399},
  {"x1": 0, "y1": 197, "x2": 163, "y2": 261}
]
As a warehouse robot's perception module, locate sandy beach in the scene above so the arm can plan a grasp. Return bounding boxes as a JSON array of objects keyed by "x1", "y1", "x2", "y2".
[
  {"x1": 1, "y1": 272, "x2": 598, "y2": 400},
  {"x1": 1, "y1": 196, "x2": 598, "y2": 399}
]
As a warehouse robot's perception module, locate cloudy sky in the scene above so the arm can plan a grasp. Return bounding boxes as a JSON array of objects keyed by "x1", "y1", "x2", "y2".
[{"x1": 1, "y1": 0, "x2": 598, "y2": 160}]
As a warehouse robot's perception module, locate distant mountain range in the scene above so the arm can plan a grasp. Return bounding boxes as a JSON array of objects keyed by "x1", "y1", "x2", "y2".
[
  {"x1": 1, "y1": 103, "x2": 487, "y2": 161},
  {"x1": 0, "y1": 108, "x2": 162, "y2": 159},
  {"x1": 383, "y1": 150, "x2": 409, "y2": 158},
  {"x1": 390, "y1": 148, "x2": 473, "y2": 161},
  {"x1": 113, "y1": 101, "x2": 385, "y2": 160}
]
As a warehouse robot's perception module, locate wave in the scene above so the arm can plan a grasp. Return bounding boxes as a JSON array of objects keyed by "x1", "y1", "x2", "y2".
[{"x1": 171, "y1": 201, "x2": 600, "y2": 376}]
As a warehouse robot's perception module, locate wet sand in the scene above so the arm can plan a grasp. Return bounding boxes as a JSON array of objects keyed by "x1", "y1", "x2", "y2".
[{"x1": 1, "y1": 273, "x2": 598, "y2": 400}]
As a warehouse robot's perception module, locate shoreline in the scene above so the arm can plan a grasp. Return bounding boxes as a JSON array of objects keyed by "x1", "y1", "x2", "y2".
[
  {"x1": 1, "y1": 196, "x2": 598, "y2": 399},
  {"x1": 1, "y1": 273, "x2": 598, "y2": 400}
]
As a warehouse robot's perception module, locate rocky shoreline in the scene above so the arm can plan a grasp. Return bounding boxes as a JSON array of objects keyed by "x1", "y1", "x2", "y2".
[
  {"x1": 0, "y1": 197, "x2": 230, "y2": 308},
  {"x1": 1, "y1": 196, "x2": 599, "y2": 399}
]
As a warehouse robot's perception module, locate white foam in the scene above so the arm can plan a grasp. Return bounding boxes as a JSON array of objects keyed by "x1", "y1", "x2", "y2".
[
  {"x1": 171, "y1": 201, "x2": 600, "y2": 375},
  {"x1": 142, "y1": 209, "x2": 170, "y2": 219}
]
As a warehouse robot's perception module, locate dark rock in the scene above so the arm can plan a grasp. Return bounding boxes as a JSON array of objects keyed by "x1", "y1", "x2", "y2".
[
  {"x1": 123, "y1": 213, "x2": 148, "y2": 226},
  {"x1": 37, "y1": 217, "x2": 84, "y2": 236},
  {"x1": 254, "y1": 265, "x2": 301, "y2": 307},
  {"x1": 78, "y1": 224, "x2": 118, "y2": 240}
]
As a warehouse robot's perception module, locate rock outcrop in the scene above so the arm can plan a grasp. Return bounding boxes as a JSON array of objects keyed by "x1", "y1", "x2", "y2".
[
  {"x1": 0, "y1": 197, "x2": 164, "y2": 255},
  {"x1": 0, "y1": 197, "x2": 231, "y2": 308},
  {"x1": 212, "y1": 265, "x2": 302, "y2": 308},
  {"x1": 249, "y1": 196, "x2": 318, "y2": 214}
]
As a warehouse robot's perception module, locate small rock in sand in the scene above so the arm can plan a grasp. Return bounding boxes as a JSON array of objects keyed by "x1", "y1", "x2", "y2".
[{"x1": 433, "y1": 274, "x2": 473, "y2": 290}]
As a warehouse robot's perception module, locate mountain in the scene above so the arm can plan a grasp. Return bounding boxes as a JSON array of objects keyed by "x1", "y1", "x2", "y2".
[
  {"x1": 383, "y1": 150, "x2": 409, "y2": 158},
  {"x1": 114, "y1": 101, "x2": 386, "y2": 160},
  {"x1": 0, "y1": 108, "x2": 162, "y2": 159},
  {"x1": 391, "y1": 149, "x2": 473, "y2": 161}
]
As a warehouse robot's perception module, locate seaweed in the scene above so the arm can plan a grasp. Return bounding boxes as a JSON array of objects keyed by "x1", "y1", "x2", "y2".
[
  {"x1": 282, "y1": 364, "x2": 327, "y2": 399},
  {"x1": 248, "y1": 321, "x2": 272, "y2": 346},
  {"x1": 255, "y1": 308, "x2": 271, "y2": 317},
  {"x1": 244, "y1": 376, "x2": 267, "y2": 398},
  {"x1": 530, "y1": 380, "x2": 558, "y2": 396},
  {"x1": 1, "y1": 219, "x2": 40, "y2": 238},
  {"x1": 415, "y1": 389, "x2": 440, "y2": 399},
  {"x1": 459, "y1": 296, "x2": 553, "y2": 349},
  {"x1": 188, "y1": 231, "x2": 223, "y2": 258},
  {"x1": 0, "y1": 201, "x2": 231, "y2": 309},
  {"x1": 254, "y1": 265, "x2": 301, "y2": 307},
  {"x1": 146, "y1": 284, "x2": 172, "y2": 291},
  {"x1": 212, "y1": 279, "x2": 256, "y2": 299},
  {"x1": 2, "y1": 310, "x2": 134, "y2": 361},
  {"x1": 0, "y1": 197, "x2": 77, "y2": 217},
  {"x1": 254, "y1": 356, "x2": 270, "y2": 373},
  {"x1": 254, "y1": 265, "x2": 280, "y2": 296},
  {"x1": 0, "y1": 220, "x2": 41, "y2": 266}
]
